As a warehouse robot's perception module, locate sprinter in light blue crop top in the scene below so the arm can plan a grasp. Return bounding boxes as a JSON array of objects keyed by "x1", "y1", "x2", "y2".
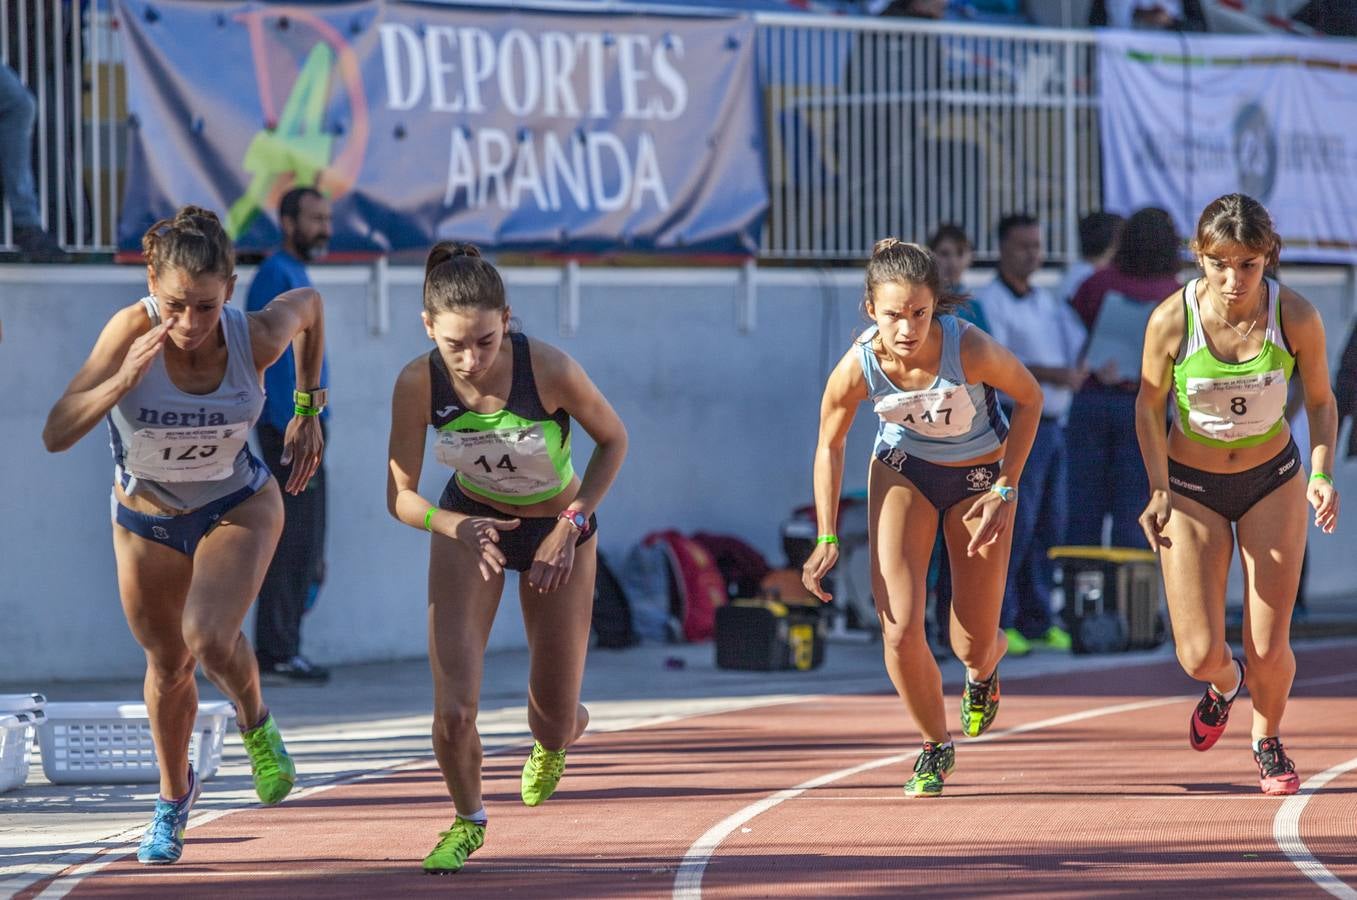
[{"x1": 801, "y1": 238, "x2": 1044, "y2": 797}]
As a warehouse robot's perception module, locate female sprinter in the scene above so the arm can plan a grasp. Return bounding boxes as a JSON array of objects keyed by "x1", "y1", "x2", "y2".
[
  {"x1": 386, "y1": 242, "x2": 627, "y2": 873},
  {"x1": 42, "y1": 206, "x2": 325, "y2": 863},
  {"x1": 1136, "y1": 193, "x2": 1339, "y2": 795},
  {"x1": 802, "y1": 239, "x2": 1042, "y2": 797}
]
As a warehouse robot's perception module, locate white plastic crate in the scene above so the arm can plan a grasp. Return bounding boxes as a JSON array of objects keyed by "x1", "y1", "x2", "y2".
[
  {"x1": 0, "y1": 710, "x2": 45, "y2": 793},
  {"x1": 38, "y1": 701, "x2": 234, "y2": 785},
  {"x1": 0, "y1": 693, "x2": 47, "y2": 714}
]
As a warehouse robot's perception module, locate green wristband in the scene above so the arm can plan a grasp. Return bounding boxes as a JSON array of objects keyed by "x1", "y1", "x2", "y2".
[
  {"x1": 423, "y1": 507, "x2": 438, "y2": 532},
  {"x1": 294, "y1": 404, "x2": 321, "y2": 417},
  {"x1": 816, "y1": 534, "x2": 839, "y2": 545},
  {"x1": 1310, "y1": 472, "x2": 1334, "y2": 485}
]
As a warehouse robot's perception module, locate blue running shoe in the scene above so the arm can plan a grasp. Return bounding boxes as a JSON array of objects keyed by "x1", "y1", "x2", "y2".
[{"x1": 137, "y1": 765, "x2": 200, "y2": 865}]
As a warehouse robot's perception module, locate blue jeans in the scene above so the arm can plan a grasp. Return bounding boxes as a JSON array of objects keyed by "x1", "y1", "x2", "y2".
[
  {"x1": 0, "y1": 64, "x2": 40, "y2": 227},
  {"x1": 1002, "y1": 417, "x2": 1066, "y2": 636},
  {"x1": 1064, "y1": 389, "x2": 1148, "y2": 548}
]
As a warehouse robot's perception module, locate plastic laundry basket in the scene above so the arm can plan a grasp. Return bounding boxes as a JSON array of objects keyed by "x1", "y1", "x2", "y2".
[{"x1": 38, "y1": 701, "x2": 234, "y2": 785}]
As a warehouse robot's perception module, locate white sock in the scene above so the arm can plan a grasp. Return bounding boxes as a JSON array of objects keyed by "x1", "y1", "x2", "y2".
[
  {"x1": 1253, "y1": 736, "x2": 1276, "y2": 753},
  {"x1": 459, "y1": 807, "x2": 487, "y2": 826},
  {"x1": 1219, "y1": 659, "x2": 1243, "y2": 702}
]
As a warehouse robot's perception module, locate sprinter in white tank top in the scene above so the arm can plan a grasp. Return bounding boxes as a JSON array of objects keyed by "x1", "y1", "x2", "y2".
[{"x1": 42, "y1": 206, "x2": 326, "y2": 864}]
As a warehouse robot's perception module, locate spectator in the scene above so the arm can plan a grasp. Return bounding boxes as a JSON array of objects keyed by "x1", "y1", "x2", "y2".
[
  {"x1": 0, "y1": 63, "x2": 65, "y2": 261},
  {"x1": 1092, "y1": 0, "x2": 1206, "y2": 29},
  {"x1": 875, "y1": 0, "x2": 946, "y2": 17},
  {"x1": 928, "y1": 223, "x2": 988, "y2": 331},
  {"x1": 1066, "y1": 207, "x2": 1182, "y2": 548},
  {"x1": 1056, "y1": 211, "x2": 1124, "y2": 307},
  {"x1": 1335, "y1": 313, "x2": 1357, "y2": 462},
  {"x1": 249, "y1": 186, "x2": 333, "y2": 683},
  {"x1": 974, "y1": 213, "x2": 1085, "y2": 655}
]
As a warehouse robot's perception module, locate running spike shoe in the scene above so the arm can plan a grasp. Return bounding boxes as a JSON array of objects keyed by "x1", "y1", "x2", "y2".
[
  {"x1": 1254, "y1": 737, "x2": 1300, "y2": 796},
  {"x1": 1189, "y1": 660, "x2": 1245, "y2": 752},
  {"x1": 903, "y1": 741, "x2": 956, "y2": 798},
  {"x1": 422, "y1": 817, "x2": 486, "y2": 874},
  {"x1": 137, "y1": 765, "x2": 201, "y2": 864},
  {"x1": 961, "y1": 669, "x2": 1001, "y2": 738},
  {"x1": 521, "y1": 741, "x2": 567, "y2": 807},
  {"x1": 241, "y1": 712, "x2": 296, "y2": 805}
]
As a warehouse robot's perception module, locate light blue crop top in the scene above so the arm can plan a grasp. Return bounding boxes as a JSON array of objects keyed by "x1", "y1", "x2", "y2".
[{"x1": 857, "y1": 314, "x2": 1009, "y2": 464}]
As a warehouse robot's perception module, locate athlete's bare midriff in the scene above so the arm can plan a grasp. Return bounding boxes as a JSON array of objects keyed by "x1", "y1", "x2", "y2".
[{"x1": 1167, "y1": 419, "x2": 1293, "y2": 474}]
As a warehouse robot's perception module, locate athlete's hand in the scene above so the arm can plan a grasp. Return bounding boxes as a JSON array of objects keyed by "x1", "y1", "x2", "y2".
[
  {"x1": 963, "y1": 490, "x2": 1015, "y2": 556},
  {"x1": 451, "y1": 514, "x2": 522, "y2": 580},
  {"x1": 801, "y1": 542, "x2": 839, "y2": 603},
  {"x1": 1307, "y1": 478, "x2": 1339, "y2": 534},
  {"x1": 116, "y1": 316, "x2": 176, "y2": 393},
  {"x1": 527, "y1": 519, "x2": 579, "y2": 593},
  {"x1": 1139, "y1": 490, "x2": 1173, "y2": 549},
  {"x1": 280, "y1": 414, "x2": 324, "y2": 495}
]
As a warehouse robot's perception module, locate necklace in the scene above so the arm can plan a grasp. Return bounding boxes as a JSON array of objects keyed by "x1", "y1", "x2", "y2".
[{"x1": 1206, "y1": 289, "x2": 1265, "y2": 342}]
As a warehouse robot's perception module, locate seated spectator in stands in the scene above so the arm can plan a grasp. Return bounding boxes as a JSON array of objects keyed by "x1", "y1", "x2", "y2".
[
  {"x1": 974, "y1": 213, "x2": 1085, "y2": 655},
  {"x1": 1057, "y1": 211, "x2": 1123, "y2": 307},
  {"x1": 875, "y1": 0, "x2": 946, "y2": 17},
  {"x1": 1295, "y1": 1, "x2": 1357, "y2": 36},
  {"x1": 0, "y1": 63, "x2": 65, "y2": 261},
  {"x1": 927, "y1": 223, "x2": 988, "y2": 331},
  {"x1": 1092, "y1": 0, "x2": 1205, "y2": 30},
  {"x1": 1066, "y1": 207, "x2": 1182, "y2": 548}
]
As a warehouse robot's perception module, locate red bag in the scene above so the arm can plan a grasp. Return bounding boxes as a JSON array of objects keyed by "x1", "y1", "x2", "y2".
[{"x1": 645, "y1": 531, "x2": 728, "y2": 642}]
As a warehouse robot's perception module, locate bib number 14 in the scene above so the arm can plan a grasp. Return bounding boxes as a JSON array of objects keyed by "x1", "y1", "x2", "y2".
[{"x1": 474, "y1": 454, "x2": 518, "y2": 473}]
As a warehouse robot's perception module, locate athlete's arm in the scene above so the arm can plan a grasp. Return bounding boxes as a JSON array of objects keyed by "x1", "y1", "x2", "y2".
[
  {"x1": 535, "y1": 341, "x2": 628, "y2": 521},
  {"x1": 386, "y1": 356, "x2": 520, "y2": 579},
  {"x1": 1282, "y1": 289, "x2": 1340, "y2": 532},
  {"x1": 958, "y1": 325, "x2": 1043, "y2": 554},
  {"x1": 248, "y1": 286, "x2": 326, "y2": 494},
  {"x1": 802, "y1": 347, "x2": 867, "y2": 602},
  {"x1": 1135, "y1": 294, "x2": 1186, "y2": 548},
  {"x1": 42, "y1": 304, "x2": 169, "y2": 452}
]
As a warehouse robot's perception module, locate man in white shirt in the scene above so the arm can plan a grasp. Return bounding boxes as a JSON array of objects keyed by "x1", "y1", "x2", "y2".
[{"x1": 973, "y1": 214, "x2": 1087, "y2": 656}]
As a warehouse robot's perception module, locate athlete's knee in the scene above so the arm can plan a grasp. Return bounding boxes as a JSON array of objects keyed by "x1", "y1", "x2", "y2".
[
  {"x1": 879, "y1": 618, "x2": 927, "y2": 654},
  {"x1": 1176, "y1": 642, "x2": 1230, "y2": 681},
  {"x1": 433, "y1": 702, "x2": 479, "y2": 745},
  {"x1": 145, "y1": 650, "x2": 196, "y2": 686},
  {"x1": 1244, "y1": 642, "x2": 1294, "y2": 677},
  {"x1": 182, "y1": 625, "x2": 239, "y2": 672}
]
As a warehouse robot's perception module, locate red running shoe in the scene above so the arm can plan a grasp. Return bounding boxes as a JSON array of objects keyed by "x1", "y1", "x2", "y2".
[
  {"x1": 1189, "y1": 659, "x2": 1244, "y2": 752},
  {"x1": 1254, "y1": 737, "x2": 1300, "y2": 796}
]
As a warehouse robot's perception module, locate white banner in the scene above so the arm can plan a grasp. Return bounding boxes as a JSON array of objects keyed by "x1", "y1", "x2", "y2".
[{"x1": 1098, "y1": 32, "x2": 1357, "y2": 263}]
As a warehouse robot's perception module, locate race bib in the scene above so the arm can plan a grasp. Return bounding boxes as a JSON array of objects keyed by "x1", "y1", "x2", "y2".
[
  {"x1": 1185, "y1": 370, "x2": 1287, "y2": 442},
  {"x1": 123, "y1": 423, "x2": 248, "y2": 483},
  {"x1": 435, "y1": 425, "x2": 563, "y2": 497},
  {"x1": 874, "y1": 384, "x2": 976, "y2": 439}
]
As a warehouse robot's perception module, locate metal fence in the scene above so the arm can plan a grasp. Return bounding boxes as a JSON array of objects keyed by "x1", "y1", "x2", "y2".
[{"x1": 0, "y1": 3, "x2": 1097, "y2": 262}]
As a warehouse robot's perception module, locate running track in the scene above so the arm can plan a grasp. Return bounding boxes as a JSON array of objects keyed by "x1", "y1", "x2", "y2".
[{"x1": 20, "y1": 642, "x2": 1357, "y2": 898}]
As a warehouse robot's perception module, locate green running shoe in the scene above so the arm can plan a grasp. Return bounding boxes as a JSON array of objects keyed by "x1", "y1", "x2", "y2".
[
  {"x1": 520, "y1": 740, "x2": 567, "y2": 807},
  {"x1": 422, "y1": 817, "x2": 486, "y2": 874},
  {"x1": 961, "y1": 669, "x2": 1001, "y2": 738},
  {"x1": 903, "y1": 741, "x2": 955, "y2": 798},
  {"x1": 240, "y1": 712, "x2": 295, "y2": 806},
  {"x1": 1004, "y1": 627, "x2": 1032, "y2": 657},
  {"x1": 1037, "y1": 626, "x2": 1072, "y2": 652}
]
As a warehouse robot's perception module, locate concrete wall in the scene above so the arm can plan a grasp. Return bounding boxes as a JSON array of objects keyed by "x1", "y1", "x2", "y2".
[{"x1": 1, "y1": 264, "x2": 1353, "y2": 681}]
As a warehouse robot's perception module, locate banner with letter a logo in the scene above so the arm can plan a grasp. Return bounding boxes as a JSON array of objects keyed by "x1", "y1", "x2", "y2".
[
  {"x1": 1098, "y1": 31, "x2": 1357, "y2": 263},
  {"x1": 117, "y1": 0, "x2": 768, "y2": 256}
]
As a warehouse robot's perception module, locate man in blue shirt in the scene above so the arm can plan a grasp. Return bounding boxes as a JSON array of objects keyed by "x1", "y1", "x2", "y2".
[{"x1": 247, "y1": 186, "x2": 332, "y2": 683}]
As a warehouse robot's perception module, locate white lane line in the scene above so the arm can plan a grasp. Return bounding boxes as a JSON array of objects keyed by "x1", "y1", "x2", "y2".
[
  {"x1": 672, "y1": 695, "x2": 1187, "y2": 899},
  {"x1": 1274, "y1": 755, "x2": 1357, "y2": 900},
  {"x1": 22, "y1": 694, "x2": 808, "y2": 899},
  {"x1": 673, "y1": 667, "x2": 1357, "y2": 900}
]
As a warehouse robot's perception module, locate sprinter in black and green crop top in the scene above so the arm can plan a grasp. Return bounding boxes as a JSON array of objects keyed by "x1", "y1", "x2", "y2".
[
  {"x1": 1135, "y1": 194, "x2": 1339, "y2": 798},
  {"x1": 385, "y1": 242, "x2": 627, "y2": 874}
]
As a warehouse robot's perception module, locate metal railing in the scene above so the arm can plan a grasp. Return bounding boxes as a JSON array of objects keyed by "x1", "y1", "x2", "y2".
[
  {"x1": 755, "y1": 15, "x2": 1100, "y2": 262},
  {"x1": 1, "y1": 3, "x2": 1096, "y2": 262}
]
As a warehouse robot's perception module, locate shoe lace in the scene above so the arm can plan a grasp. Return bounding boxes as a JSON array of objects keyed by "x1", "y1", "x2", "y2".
[
  {"x1": 144, "y1": 803, "x2": 178, "y2": 844},
  {"x1": 434, "y1": 821, "x2": 479, "y2": 853},
  {"x1": 530, "y1": 745, "x2": 566, "y2": 781},
  {"x1": 914, "y1": 744, "x2": 950, "y2": 777},
  {"x1": 965, "y1": 678, "x2": 992, "y2": 711},
  {"x1": 1196, "y1": 688, "x2": 1232, "y2": 727},
  {"x1": 1256, "y1": 740, "x2": 1295, "y2": 777},
  {"x1": 244, "y1": 726, "x2": 284, "y2": 781}
]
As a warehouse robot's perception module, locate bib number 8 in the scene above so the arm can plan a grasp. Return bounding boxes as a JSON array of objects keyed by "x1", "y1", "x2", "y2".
[{"x1": 1230, "y1": 397, "x2": 1248, "y2": 415}]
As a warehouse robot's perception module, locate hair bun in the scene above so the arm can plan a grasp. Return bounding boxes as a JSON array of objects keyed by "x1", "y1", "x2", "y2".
[
  {"x1": 425, "y1": 240, "x2": 483, "y2": 275},
  {"x1": 872, "y1": 237, "x2": 903, "y2": 257}
]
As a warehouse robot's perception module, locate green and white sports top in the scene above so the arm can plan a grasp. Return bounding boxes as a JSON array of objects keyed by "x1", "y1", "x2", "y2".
[
  {"x1": 1173, "y1": 277, "x2": 1294, "y2": 448},
  {"x1": 428, "y1": 332, "x2": 575, "y2": 505}
]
